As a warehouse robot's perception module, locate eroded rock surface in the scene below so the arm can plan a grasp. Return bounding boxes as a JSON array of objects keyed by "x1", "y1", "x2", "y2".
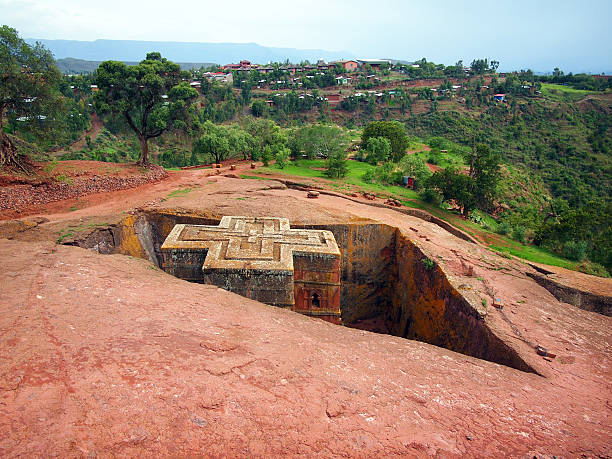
[
  {"x1": 0, "y1": 239, "x2": 610, "y2": 457},
  {"x1": 1, "y1": 171, "x2": 611, "y2": 457}
]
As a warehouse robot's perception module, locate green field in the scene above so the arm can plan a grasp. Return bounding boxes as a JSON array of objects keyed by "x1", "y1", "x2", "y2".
[
  {"x1": 250, "y1": 159, "x2": 595, "y2": 273},
  {"x1": 540, "y1": 83, "x2": 599, "y2": 102},
  {"x1": 489, "y1": 241, "x2": 577, "y2": 270},
  {"x1": 256, "y1": 159, "x2": 421, "y2": 203}
]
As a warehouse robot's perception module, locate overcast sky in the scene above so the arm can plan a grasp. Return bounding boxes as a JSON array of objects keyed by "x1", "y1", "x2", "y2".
[{"x1": 1, "y1": 0, "x2": 610, "y2": 72}]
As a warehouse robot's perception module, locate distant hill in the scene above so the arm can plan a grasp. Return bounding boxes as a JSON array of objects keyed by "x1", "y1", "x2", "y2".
[
  {"x1": 55, "y1": 58, "x2": 216, "y2": 74},
  {"x1": 25, "y1": 38, "x2": 356, "y2": 66}
]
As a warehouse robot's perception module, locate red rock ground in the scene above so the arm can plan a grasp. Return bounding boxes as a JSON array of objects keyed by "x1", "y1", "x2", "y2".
[{"x1": 1, "y1": 165, "x2": 611, "y2": 457}]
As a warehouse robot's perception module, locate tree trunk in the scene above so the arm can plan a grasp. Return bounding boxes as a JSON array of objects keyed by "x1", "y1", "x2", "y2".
[
  {"x1": 137, "y1": 136, "x2": 150, "y2": 167},
  {"x1": 0, "y1": 131, "x2": 25, "y2": 172},
  {"x1": 0, "y1": 107, "x2": 30, "y2": 173}
]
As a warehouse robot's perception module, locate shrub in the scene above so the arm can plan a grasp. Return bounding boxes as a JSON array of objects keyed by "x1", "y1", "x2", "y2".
[
  {"x1": 419, "y1": 188, "x2": 442, "y2": 205},
  {"x1": 512, "y1": 225, "x2": 527, "y2": 243},
  {"x1": 275, "y1": 147, "x2": 290, "y2": 169},
  {"x1": 497, "y1": 221, "x2": 512, "y2": 235},
  {"x1": 577, "y1": 261, "x2": 610, "y2": 278},
  {"x1": 362, "y1": 169, "x2": 374, "y2": 183},
  {"x1": 563, "y1": 240, "x2": 588, "y2": 261},
  {"x1": 422, "y1": 258, "x2": 435, "y2": 270}
]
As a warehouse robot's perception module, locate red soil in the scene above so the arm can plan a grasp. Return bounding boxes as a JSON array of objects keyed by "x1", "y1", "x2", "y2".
[{"x1": 0, "y1": 162, "x2": 610, "y2": 457}]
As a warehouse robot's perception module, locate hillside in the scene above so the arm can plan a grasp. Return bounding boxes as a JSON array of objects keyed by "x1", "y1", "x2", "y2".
[
  {"x1": 405, "y1": 93, "x2": 612, "y2": 206},
  {"x1": 5, "y1": 54, "x2": 610, "y2": 276}
]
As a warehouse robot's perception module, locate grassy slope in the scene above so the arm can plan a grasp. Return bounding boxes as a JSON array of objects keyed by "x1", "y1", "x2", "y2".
[
  {"x1": 250, "y1": 159, "x2": 580, "y2": 271},
  {"x1": 258, "y1": 159, "x2": 421, "y2": 203},
  {"x1": 540, "y1": 83, "x2": 600, "y2": 102}
]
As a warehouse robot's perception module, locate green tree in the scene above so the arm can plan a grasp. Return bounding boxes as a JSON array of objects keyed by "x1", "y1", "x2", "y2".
[
  {"x1": 466, "y1": 143, "x2": 501, "y2": 211},
  {"x1": 470, "y1": 58, "x2": 489, "y2": 75},
  {"x1": 275, "y1": 146, "x2": 291, "y2": 168},
  {"x1": 0, "y1": 26, "x2": 61, "y2": 169},
  {"x1": 365, "y1": 95, "x2": 376, "y2": 114},
  {"x1": 361, "y1": 121, "x2": 409, "y2": 162},
  {"x1": 288, "y1": 124, "x2": 348, "y2": 160},
  {"x1": 189, "y1": 149, "x2": 199, "y2": 166},
  {"x1": 325, "y1": 150, "x2": 348, "y2": 178},
  {"x1": 228, "y1": 127, "x2": 254, "y2": 160},
  {"x1": 244, "y1": 118, "x2": 287, "y2": 152},
  {"x1": 95, "y1": 52, "x2": 198, "y2": 166},
  {"x1": 192, "y1": 121, "x2": 232, "y2": 164},
  {"x1": 365, "y1": 136, "x2": 391, "y2": 165},
  {"x1": 241, "y1": 86, "x2": 251, "y2": 105},
  {"x1": 535, "y1": 200, "x2": 611, "y2": 273},
  {"x1": 427, "y1": 167, "x2": 476, "y2": 216},
  {"x1": 261, "y1": 144, "x2": 274, "y2": 166},
  {"x1": 398, "y1": 154, "x2": 432, "y2": 190},
  {"x1": 251, "y1": 99, "x2": 267, "y2": 117}
]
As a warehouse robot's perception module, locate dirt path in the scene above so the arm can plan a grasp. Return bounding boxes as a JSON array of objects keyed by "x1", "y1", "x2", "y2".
[{"x1": 51, "y1": 112, "x2": 104, "y2": 157}]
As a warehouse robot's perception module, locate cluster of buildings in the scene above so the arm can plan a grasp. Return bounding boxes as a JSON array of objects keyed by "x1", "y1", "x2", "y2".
[{"x1": 221, "y1": 58, "x2": 392, "y2": 75}]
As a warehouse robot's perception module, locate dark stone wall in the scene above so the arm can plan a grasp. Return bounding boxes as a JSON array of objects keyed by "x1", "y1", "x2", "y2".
[
  {"x1": 390, "y1": 235, "x2": 536, "y2": 373},
  {"x1": 526, "y1": 272, "x2": 611, "y2": 316},
  {"x1": 298, "y1": 223, "x2": 397, "y2": 324}
]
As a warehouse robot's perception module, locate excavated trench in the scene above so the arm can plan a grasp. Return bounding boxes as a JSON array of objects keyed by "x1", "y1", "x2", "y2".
[{"x1": 71, "y1": 209, "x2": 535, "y2": 373}]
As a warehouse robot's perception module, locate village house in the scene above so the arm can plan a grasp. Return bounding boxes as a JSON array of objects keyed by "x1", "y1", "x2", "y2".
[
  {"x1": 357, "y1": 59, "x2": 392, "y2": 71},
  {"x1": 330, "y1": 60, "x2": 359, "y2": 71},
  {"x1": 335, "y1": 76, "x2": 349, "y2": 85},
  {"x1": 325, "y1": 93, "x2": 343, "y2": 105},
  {"x1": 204, "y1": 72, "x2": 233, "y2": 83},
  {"x1": 189, "y1": 81, "x2": 201, "y2": 93},
  {"x1": 222, "y1": 60, "x2": 252, "y2": 71}
]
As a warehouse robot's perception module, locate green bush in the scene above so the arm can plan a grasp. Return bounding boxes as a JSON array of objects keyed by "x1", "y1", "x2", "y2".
[
  {"x1": 419, "y1": 188, "x2": 442, "y2": 205},
  {"x1": 362, "y1": 169, "x2": 374, "y2": 183},
  {"x1": 577, "y1": 261, "x2": 610, "y2": 278},
  {"x1": 275, "y1": 147, "x2": 290, "y2": 169},
  {"x1": 497, "y1": 221, "x2": 512, "y2": 235},
  {"x1": 422, "y1": 258, "x2": 435, "y2": 270},
  {"x1": 512, "y1": 225, "x2": 527, "y2": 243},
  {"x1": 427, "y1": 153, "x2": 440, "y2": 165},
  {"x1": 562, "y1": 240, "x2": 588, "y2": 261}
]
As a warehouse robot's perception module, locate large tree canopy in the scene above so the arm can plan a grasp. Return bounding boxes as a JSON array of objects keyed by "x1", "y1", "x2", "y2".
[
  {"x1": 288, "y1": 124, "x2": 347, "y2": 160},
  {"x1": 244, "y1": 118, "x2": 287, "y2": 160},
  {"x1": 426, "y1": 143, "x2": 501, "y2": 216},
  {"x1": 465, "y1": 143, "x2": 501, "y2": 211},
  {"x1": 361, "y1": 121, "x2": 409, "y2": 162},
  {"x1": 0, "y1": 25, "x2": 61, "y2": 170},
  {"x1": 94, "y1": 52, "x2": 198, "y2": 166},
  {"x1": 192, "y1": 121, "x2": 231, "y2": 164},
  {"x1": 192, "y1": 121, "x2": 255, "y2": 164}
]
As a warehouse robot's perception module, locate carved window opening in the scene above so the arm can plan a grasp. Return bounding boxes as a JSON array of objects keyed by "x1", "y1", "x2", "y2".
[{"x1": 312, "y1": 292, "x2": 320, "y2": 308}]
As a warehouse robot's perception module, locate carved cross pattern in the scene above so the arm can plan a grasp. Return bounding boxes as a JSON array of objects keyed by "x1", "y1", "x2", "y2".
[{"x1": 162, "y1": 216, "x2": 339, "y2": 271}]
